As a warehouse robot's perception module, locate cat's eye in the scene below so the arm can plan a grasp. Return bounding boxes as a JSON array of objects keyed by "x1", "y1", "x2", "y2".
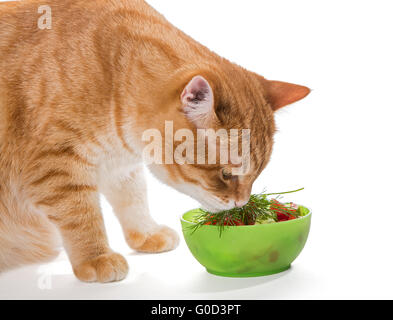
[{"x1": 222, "y1": 169, "x2": 234, "y2": 181}]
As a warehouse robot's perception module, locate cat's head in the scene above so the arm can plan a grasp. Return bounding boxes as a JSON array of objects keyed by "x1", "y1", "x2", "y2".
[{"x1": 146, "y1": 67, "x2": 310, "y2": 212}]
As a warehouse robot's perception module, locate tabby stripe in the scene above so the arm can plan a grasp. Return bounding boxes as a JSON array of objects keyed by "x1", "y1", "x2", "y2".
[
  {"x1": 121, "y1": 29, "x2": 183, "y2": 68},
  {"x1": 46, "y1": 213, "x2": 62, "y2": 223},
  {"x1": 191, "y1": 164, "x2": 221, "y2": 172},
  {"x1": 176, "y1": 165, "x2": 200, "y2": 185},
  {"x1": 46, "y1": 213, "x2": 81, "y2": 231},
  {"x1": 36, "y1": 185, "x2": 96, "y2": 207},
  {"x1": 53, "y1": 120, "x2": 105, "y2": 150},
  {"x1": 31, "y1": 169, "x2": 70, "y2": 186},
  {"x1": 245, "y1": 72, "x2": 266, "y2": 109},
  {"x1": 136, "y1": 60, "x2": 157, "y2": 81},
  {"x1": 111, "y1": 8, "x2": 212, "y2": 61},
  {"x1": 58, "y1": 220, "x2": 81, "y2": 231},
  {"x1": 139, "y1": 35, "x2": 183, "y2": 68},
  {"x1": 113, "y1": 93, "x2": 133, "y2": 154},
  {"x1": 114, "y1": 24, "x2": 183, "y2": 68},
  {"x1": 55, "y1": 184, "x2": 97, "y2": 193},
  {"x1": 53, "y1": 120, "x2": 83, "y2": 138},
  {"x1": 112, "y1": 8, "x2": 169, "y2": 31},
  {"x1": 34, "y1": 146, "x2": 94, "y2": 166},
  {"x1": 36, "y1": 194, "x2": 70, "y2": 207},
  {"x1": 236, "y1": 71, "x2": 265, "y2": 174}
]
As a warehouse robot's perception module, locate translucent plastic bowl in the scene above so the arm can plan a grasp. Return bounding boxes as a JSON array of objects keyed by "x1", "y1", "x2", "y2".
[{"x1": 181, "y1": 208, "x2": 311, "y2": 277}]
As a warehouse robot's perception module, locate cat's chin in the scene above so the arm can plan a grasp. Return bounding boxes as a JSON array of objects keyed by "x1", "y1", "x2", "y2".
[
  {"x1": 183, "y1": 190, "x2": 235, "y2": 213},
  {"x1": 146, "y1": 165, "x2": 235, "y2": 212},
  {"x1": 201, "y1": 204, "x2": 236, "y2": 213},
  {"x1": 200, "y1": 206, "x2": 226, "y2": 214},
  {"x1": 198, "y1": 198, "x2": 236, "y2": 213}
]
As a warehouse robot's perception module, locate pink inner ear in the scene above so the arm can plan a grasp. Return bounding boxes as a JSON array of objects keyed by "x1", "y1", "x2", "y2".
[
  {"x1": 181, "y1": 76, "x2": 212, "y2": 104},
  {"x1": 181, "y1": 76, "x2": 214, "y2": 128}
]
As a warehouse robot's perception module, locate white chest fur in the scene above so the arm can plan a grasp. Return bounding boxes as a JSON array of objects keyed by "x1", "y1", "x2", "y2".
[{"x1": 97, "y1": 147, "x2": 142, "y2": 189}]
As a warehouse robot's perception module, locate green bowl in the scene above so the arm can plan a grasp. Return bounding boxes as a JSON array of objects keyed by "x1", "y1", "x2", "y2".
[{"x1": 180, "y1": 208, "x2": 312, "y2": 278}]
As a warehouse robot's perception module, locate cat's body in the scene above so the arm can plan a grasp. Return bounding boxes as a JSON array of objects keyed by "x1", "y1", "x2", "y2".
[{"x1": 0, "y1": 0, "x2": 309, "y2": 282}]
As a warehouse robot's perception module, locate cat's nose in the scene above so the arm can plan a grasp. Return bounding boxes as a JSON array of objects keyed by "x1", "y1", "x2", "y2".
[{"x1": 235, "y1": 200, "x2": 248, "y2": 208}]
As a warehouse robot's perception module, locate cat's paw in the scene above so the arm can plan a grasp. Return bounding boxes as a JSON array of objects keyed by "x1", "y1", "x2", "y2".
[
  {"x1": 73, "y1": 252, "x2": 129, "y2": 283},
  {"x1": 126, "y1": 225, "x2": 180, "y2": 253}
]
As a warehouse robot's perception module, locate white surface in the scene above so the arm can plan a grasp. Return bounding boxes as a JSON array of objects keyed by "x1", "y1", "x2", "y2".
[{"x1": 1, "y1": 0, "x2": 393, "y2": 299}]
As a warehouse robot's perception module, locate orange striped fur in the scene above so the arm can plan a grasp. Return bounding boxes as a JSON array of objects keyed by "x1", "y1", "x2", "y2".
[{"x1": 0, "y1": 0, "x2": 309, "y2": 282}]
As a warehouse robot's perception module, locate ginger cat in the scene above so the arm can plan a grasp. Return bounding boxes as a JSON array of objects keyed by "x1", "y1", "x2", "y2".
[{"x1": 0, "y1": 0, "x2": 310, "y2": 282}]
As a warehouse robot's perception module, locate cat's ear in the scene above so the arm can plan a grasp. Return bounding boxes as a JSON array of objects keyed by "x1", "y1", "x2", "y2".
[
  {"x1": 181, "y1": 76, "x2": 214, "y2": 128},
  {"x1": 260, "y1": 78, "x2": 311, "y2": 111}
]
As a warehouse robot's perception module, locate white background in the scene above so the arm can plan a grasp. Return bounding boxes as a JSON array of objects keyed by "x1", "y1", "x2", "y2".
[{"x1": 0, "y1": 0, "x2": 392, "y2": 299}]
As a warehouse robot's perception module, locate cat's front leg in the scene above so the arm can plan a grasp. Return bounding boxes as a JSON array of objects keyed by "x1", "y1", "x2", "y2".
[
  {"x1": 31, "y1": 162, "x2": 128, "y2": 283},
  {"x1": 101, "y1": 165, "x2": 179, "y2": 253}
]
